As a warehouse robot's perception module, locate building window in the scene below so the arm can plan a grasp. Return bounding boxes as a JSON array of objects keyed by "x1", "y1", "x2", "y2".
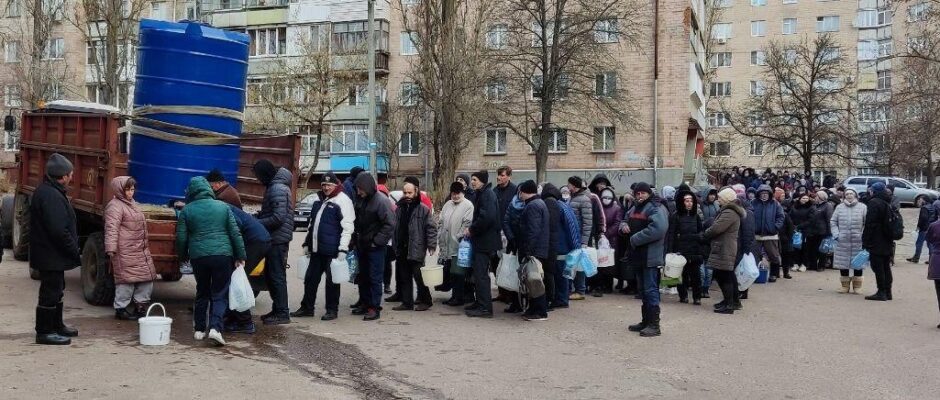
[
  {"x1": 858, "y1": 104, "x2": 887, "y2": 122},
  {"x1": 750, "y1": 50, "x2": 766, "y2": 66},
  {"x1": 857, "y1": 10, "x2": 878, "y2": 27},
  {"x1": 908, "y1": 3, "x2": 930, "y2": 22},
  {"x1": 186, "y1": 2, "x2": 198, "y2": 20},
  {"x1": 401, "y1": 0, "x2": 419, "y2": 5},
  {"x1": 400, "y1": 31, "x2": 418, "y2": 55},
  {"x1": 331, "y1": 124, "x2": 369, "y2": 153},
  {"x1": 4, "y1": 130, "x2": 18, "y2": 151},
  {"x1": 710, "y1": 52, "x2": 732, "y2": 68},
  {"x1": 878, "y1": 40, "x2": 893, "y2": 57},
  {"x1": 750, "y1": 80, "x2": 765, "y2": 96},
  {"x1": 708, "y1": 112, "x2": 729, "y2": 127},
  {"x1": 818, "y1": 139, "x2": 838, "y2": 153},
  {"x1": 247, "y1": 27, "x2": 287, "y2": 57},
  {"x1": 309, "y1": 23, "x2": 331, "y2": 52},
  {"x1": 41, "y1": 0, "x2": 63, "y2": 21},
  {"x1": 531, "y1": 128, "x2": 567, "y2": 153},
  {"x1": 86, "y1": 40, "x2": 105, "y2": 65},
  {"x1": 86, "y1": 83, "x2": 130, "y2": 109},
  {"x1": 711, "y1": 23, "x2": 732, "y2": 40},
  {"x1": 878, "y1": 10, "x2": 893, "y2": 25},
  {"x1": 347, "y1": 85, "x2": 367, "y2": 106},
  {"x1": 3, "y1": 40, "x2": 18, "y2": 63},
  {"x1": 3, "y1": 85, "x2": 20, "y2": 107},
  {"x1": 821, "y1": 46, "x2": 841, "y2": 62},
  {"x1": 5, "y1": 0, "x2": 22, "y2": 17},
  {"x1": 877, "y1": 70, "x2": 892, "y2": 89},
  {"x1": 291, "y1": 125, "x2": 331, "y2": 155},
  {"x1": 150, "y1": 1, "x2": 167, "y2": 20},
  {"x1": 715, "y1": 0, "x2": 732, "y2": 8},
  {"x1": 47, "y1": 82, "x2": 62, "y2": 100},
  {"x1": 331, "y1": 20, "x2": 389, "y2": 54},
  {"x1": 784, "y1": 49, "x2": 798, "y2": 63},
  {"x1": 399, "y1": 131, "x2": 420, "y2": 156},
  {"x1": 486, "y1": 24, "x2": 507, "y2": 50},
  {"x1": 532, "y1": 21, "x2": 555, "y2": 47},
  {"x1": 858, "y1": 133, "x2": 885, "y2": 154},
  {"x1": 751, "y1": 0, "x2": 766, "y2": 6},
  {"x1": 751, "y1": 20, "x2": 767, "y2": 37},
  {"x1": 816, "y1": 16, "x2": 840, "y2": 32},
  {"x1": 782, "y1": 18, "x2": 797, "y2": 35},
  {"x1": 858, "y1": 40, "x2": 877, "y2": 60},
  {"x1": 593, "y1": 126, "x2": 615, "y2": 151},
  {"x1": 485, "y1": 81, "x2": 507, "y2": 103},
  {"x1": 531, "y1": 74, "x2": 569, "y2": 100},
  {"x1": 594, "y1": 72, "x2": 617, "y2": 97},
  {"x1": 709, "y1": 82, "x2": 731, "y2": 97},
  {"x1": 400, "y1": 82, "x2": 420, "y2": 106},
  {"x1": 749, "y1": 140, "x2": 764, "y2": 156},
  {"x1": 484, "y1": 128, "x2": 507, "y2": 154},
  {"x1": 594, "y1": 19, "x2": 619, "y2": 43},
  {"x1": 43, "y1": 38, "x2": 64, "y2": 60},
  {"x1": 708, "y1": 141, "x2": 731, "y2": 157},
  {"x1": 748, "y1": 113, "x2": 766, "y2": 127},
  {"x1": 783, "y1": 0, "x2": 797, "y2": 4}
]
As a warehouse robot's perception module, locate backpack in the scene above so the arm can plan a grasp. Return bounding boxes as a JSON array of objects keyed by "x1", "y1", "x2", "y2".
[
  {"x1": 557, "y1": 202, "x2": 582, "y2": 253},
  {"x1": 888, "y1": 205, "x2": 904, "y2": 241}
]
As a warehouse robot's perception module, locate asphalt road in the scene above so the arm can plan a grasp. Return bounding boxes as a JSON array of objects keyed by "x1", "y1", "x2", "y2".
[{"x1": 1, "y1": 209, "x2": 938, "y2": 400}]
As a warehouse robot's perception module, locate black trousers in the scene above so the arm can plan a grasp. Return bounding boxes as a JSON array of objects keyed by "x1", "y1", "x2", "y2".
[
  {"x1": 839, "y1": 269, "x2": 863, "y2": 277},
  {"x1": 801, "y1": 236, "x2": 823, "y2": 270},
  {"x1": 38, "y1": 270, "x2": 66, "y2": 307},
  {"x1": 676, "y1": 258, "x2": 703, "y2": 301},
  {"x1": 713, "y1": 269, "x2": 736, "y2": 304},
  {"x1": 396, "y1": 256, "x2": 431, "y2": 307},
  {"x1": 301, "y1": 254, "x2": 341, "y2": 313},
  {"x1": 934, "y1": 281, "x2": 940, "y2": 315},
  {"x1": 471, "y1": 251, "x2": 494, "y2": 312},
  {"x1": 384, "y1": 245, "x2": 395, "y2": 289},
  {"x1": 870, "y1": 254, "x2": 893, "y2": 293},
  {"x1": 263, "y1": 243, "x2": 290, "y2": 317}
]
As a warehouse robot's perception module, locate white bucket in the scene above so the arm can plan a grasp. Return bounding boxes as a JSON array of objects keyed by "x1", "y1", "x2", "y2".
[
  {"x1": 420, "y1": 265, "x2": 444, "y2": 287},
  {"x1": 138, "y1": 303, "x2": 172, "y2": 346},
  {"x1": 330, "y1": 258, "x2": 351, "y2": 284},
  {"x1": 664, "y1": 253, "x2": 687, "y2": 279}
]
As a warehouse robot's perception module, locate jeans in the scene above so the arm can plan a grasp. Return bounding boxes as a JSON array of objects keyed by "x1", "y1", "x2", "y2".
[
  {"x1": 700, "y1": 263, "x2": 713, "y2": 291},
  {"x1": 193, "y1": 255, "x2": 233, "y2": 332},
  {"x1": 913, "y1": 231, "x2": 928, "y2": 260},
  {"x1": 640, "y1": 267, "x2": 661, "y2": 307},
  {"x1": 553, "y1": 259, "x2": 569, "y2": 306},
  {"x1": 573, "y1": 271, "x2": 587, "y2": 295},
  {"x1": 471, "y1": 251, "x2": 494, "y2": 312},
  {"x1": 301, "y1": 254, "x2": 341, "y2": 313},
  {"x1": 263, "y1": 243, "x2": 290, "y2": 317},
  {"x1": 38, "y1": 270, "x2": 65, "y2": 307},
  {"x1": 396, "y1": 256, "x2": 431, "y2": 307},
  {"x1": 357, "y1": 247, "x2": 387, "y2": 309},
  {"x1": 870, "y1": 254, "x2": 893, "y2": 294}
]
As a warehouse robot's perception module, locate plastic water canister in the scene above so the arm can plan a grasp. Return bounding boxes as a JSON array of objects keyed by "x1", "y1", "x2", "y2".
[{"x1": 457, "y1": 240, "x2": 471, "y2": 268}]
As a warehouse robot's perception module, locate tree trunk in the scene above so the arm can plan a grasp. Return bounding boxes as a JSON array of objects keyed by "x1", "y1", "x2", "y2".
[
  {"x1": 802, "y1": 151, "x2": 812, "y2": 176},
  {"x1": 927, "y1": 154, "x2": 936, "y2": 190}
]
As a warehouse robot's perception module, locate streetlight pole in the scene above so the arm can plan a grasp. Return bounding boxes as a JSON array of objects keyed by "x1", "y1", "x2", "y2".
[{"x1": 367, "y1": 0, "x2": 378, "y2": 176}]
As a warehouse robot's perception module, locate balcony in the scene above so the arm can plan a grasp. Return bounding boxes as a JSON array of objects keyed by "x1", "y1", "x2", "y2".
[
  {"x1": 329, "y1": 153, "x2": 390, "y2": 173},
  {"x1": 332, "y1": 51, "x2": 390, "y2": 74},
  {"x1": 246, "y1": 0, "x2": 288, "y2": 8},
  {"x1": 690, "y1": 0, "x2": 705, "y2": 31},
  {"x1": 688, "y1": 62, "x2": 705, "y2": 108}
]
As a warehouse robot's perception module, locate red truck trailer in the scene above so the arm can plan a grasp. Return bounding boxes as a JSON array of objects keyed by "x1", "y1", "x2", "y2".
[{"x1": 2, "y1": 103, "x2": 300, "y2": 306}]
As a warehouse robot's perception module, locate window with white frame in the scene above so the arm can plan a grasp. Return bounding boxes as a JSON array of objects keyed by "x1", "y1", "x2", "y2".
[
  {"x1": 400, "y1": 82, "x2": 420, "y2": 106},
  {"x1": 750, "y1": 80, "x2": 765, "y2": 96},
  {"x1": 783, "y1": 0, "x2": 797, "y2": 4},
  {"x1": 399, "y1": 131, "x2": 420, "y2": 155},
  {"x1": 530, "y1": 74, "x2": 569, "y2": 100},
  {"x1": 858, "y1": 40, "x2": 877, "y2": 60},
  {"x1": 749, "y1": 140, "x2": 764, "y2": 156},
  {"x1": 530, "y1": 128, "x2": 568, "y2": 153},
  {"x1": 748, "y1": 112, "x2": 766, "y2": 127},
  {"x1": 331, "y1": 20, "x2": 389, "y2": 54},
  {"x1": 857, "y1": 9, "x2": 878, "y2": 27},
  {"x1": 486, "y1": 24, "x2": 507, "y2": 49},
  {"x1": 41, "y1": 0, "x2": 63, "y2": 21},
  {"x1": 817, "y1": 139, "x2": 838, "y2": 153},
  {"x1": 709, "y1": 112, "x2": 729, "y2": 127},
  {"x1": 331, "y1": 124, "x2": 369, "y2": 152},
  {"x1": 878, "y1": 9, "x2": 893, "y2": 25},
  {"x1": 4, "y1": 40, "x2": 18, "y2": 63},
  {"x1": 4, "y1": 130, "x2": 18, "y2": 151},
  {"x1": 878, "y1": 39, "x2": 893, "y2": 57},
  {"x1": 708, "y1": 141, "x2": 731, "y2": 157},
  {"x1": 711, "y1": 23, "x2": 732, "y2": 40},
  {"x1": 751, "y1": 0, "x2": 766, "y2": 6},
  {"x1": 86, "y1": 83, "x2": 130, "y2": 109},
  {"x1": 821, "y1": 46, "x2": 840, "y2": 62},
  {"x1": 858, "y1": 132, "x2": 885, "y2": 154},
  {"x1": 715, "y1": 0, "x2": 732, "y2": 7},
  {"x1": 782, "y1": 18, "x2": 797, "y2": 35},
  {"x1": 858, "y1": 104, "x2": 887, "y2": 122},
  {"x1": 532, "y1": 21, "x2": 555, "y2": 47},
  {"x1": 594, "y1": 19, "x2": 619, "y2": 43},
  {"x1": 710, "y1": 52, "x2": 732, "y2": 68},
  {"x1": 485, "y1": 81, "x2": 507, "y2": 103},
  {"x1": 594, "y1": 72, "x2": 617, "y2": 97},
  {"x1": 877, "y1": 70, "x2": 891, "y2": 89},
  {"x1": 3, "y1": 85, "x2": 20, "y2": 107},
  {"x1": 47, "y1": 82, "x2": 62, "y2": 100},
  {"x1": 816, "y1": 16, "x2": 840, "y2": 32},
  {"x1": 484, "y1": 128, "x2": 507, "y2": 154},
  {"x1": 750, "y1": 50, "x2": 766, "y2": 65},
  {"x1": 150, "y1": 1, "x2": 167, "y2": 20},
  {"x1": 86, "y1": 40, "x2": 105, "y2": 65},
  {"x1": 186, "y1": 2, "x2": 198, "y2": 20},
  {"x1": 784, "y1": 48, "x2": 798, "y2": 63},
  {"x1": 908, "y1": 2, "x2": 930, "y2": 22},
  {"x1": 593, "y1": 126, "x2": 615, "y2": 151},
  {"x1": 309, "y1": 23, "x2": 330, "y2": 52},
  {"x1": 247, "y1": 27, "x2": 287, "y2": 57},
  {"x1": 43, "y1": 38, "x2": 64, "y2": 59},
  {"x1": 347, "y1": 85, "x2": 367, "y2": 106},
  {"x1": 710, "y1": 82, "x2": 731, "y2": 97},
  {"x1": 751, "y1": 20, "x2": 767, "y2": 37},
  {"x1": 291, "y1": 125, "x2": 331, "y2": 155},
  {"x1": 400, "y1": 31, "x2": 418, "y2": 55},
  {"x1": 5, "y1": 0, "x2": 22, "y2": 17}
]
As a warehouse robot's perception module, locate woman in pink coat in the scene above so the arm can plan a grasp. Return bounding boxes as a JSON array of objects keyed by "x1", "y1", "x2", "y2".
[{"x1": 105, "y1": 176, "x2": 156, "y2": 320}]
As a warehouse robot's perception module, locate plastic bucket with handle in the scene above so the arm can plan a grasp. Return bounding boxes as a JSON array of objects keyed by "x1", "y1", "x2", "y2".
[
  {"x1": 138, "y1": 303, "x2": 172, "y2": 346},
  {"x1": 420, "y1": 265, "x2": 444, "y2": 287}
]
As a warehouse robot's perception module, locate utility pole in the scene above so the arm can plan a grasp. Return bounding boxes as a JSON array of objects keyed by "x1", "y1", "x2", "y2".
[{"x1": 367, "y1": 0, "x2": 378, "y2": 176}]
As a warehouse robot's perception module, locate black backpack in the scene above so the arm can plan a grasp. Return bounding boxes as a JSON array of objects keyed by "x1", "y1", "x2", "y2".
[{"x1": 888, "y1": 205, "x2": 904, "y2": 241}]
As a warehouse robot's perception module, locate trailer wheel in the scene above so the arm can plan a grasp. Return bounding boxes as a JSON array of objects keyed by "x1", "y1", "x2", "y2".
[
  {"x1": 1, "y1": 195, "x2": 13, "y2": 249},
  {"x1": 81, "y1": 232, "x2": 114, "y2": 306},
  {"x1": 13, "y1": 194, "x2": 30, "y2": 263},
  {"x1": 161, "y1": 272, "x2": 183, "y2": 282}
]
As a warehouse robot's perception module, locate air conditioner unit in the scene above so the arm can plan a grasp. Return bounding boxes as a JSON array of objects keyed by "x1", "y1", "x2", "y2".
[{"x1": 717, "y1": 38, "x2": 728, "y2": 44}]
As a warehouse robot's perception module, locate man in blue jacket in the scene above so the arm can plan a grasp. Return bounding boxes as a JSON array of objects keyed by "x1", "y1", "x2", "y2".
[
  {"x1": 752, "y1": 184, "x2": 786, "y2": 282},
  {"x1": 623, "y1": 182, "x2": 668, "y2": 337},
  {"x1": 252, "y1": 160, "x2": 294, "y2": 325},
  {"x1": 223, "y1": 205, "x2": 271, "y2": 334},
  {"x1": 517, "y1": 180, "x2": 550, "y2": 321}
]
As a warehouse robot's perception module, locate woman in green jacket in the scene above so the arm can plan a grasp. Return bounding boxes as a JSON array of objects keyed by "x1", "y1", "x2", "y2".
[{"x1": 176, "y1": 177, "x2": 246, "y2": 346}]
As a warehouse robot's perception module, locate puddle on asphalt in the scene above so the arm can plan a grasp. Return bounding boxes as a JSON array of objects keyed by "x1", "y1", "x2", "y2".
[{"x1": 2, "y1": 297, "x2": 445, "y2": 400}]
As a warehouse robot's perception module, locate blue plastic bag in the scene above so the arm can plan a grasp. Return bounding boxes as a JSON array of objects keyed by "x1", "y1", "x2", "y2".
[
  {"x1": 347, "y1": 251, "x2": 359, "y2": 283},
  {"x1": 819, "y1": 236, "x2": 835, "y2": 255},
  {"x1": 578, "y1": 250, "x2": 598, "y2": 278},
  {"x1": 457, "y1": 239, "x2": 472, "y2": 268},
  {"x1": 792, "y1": 231, "x2": 804, "y2": 249},
  {"x1": 851, "y1": 249, "x2": 869, "y2": 270},
  {"x1": 565, "y1": 249, "x2": 599, "y2": 278}
]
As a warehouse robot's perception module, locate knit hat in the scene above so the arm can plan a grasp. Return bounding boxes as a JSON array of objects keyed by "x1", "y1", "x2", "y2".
[
  {"x1": 46, "y1": 153, "x2": 73, "y2": 178},
  {"x1": 206, "y1": 168, "x2": 226, "y2": 183},
  {"x1": 732, "y1": 184, "x2": 746, "y2": 196},
  {"x1": 519, "y1": 180, "x2": 538, "y2": 194},
  {"x1": 662, "y1": 185, "x2": 676, "y2": 200},
  {"x1": 252, "y1": 159, "x2": 277, "y2": 186},
  {"x1": 568, "y1": 176, "x2": 584, "y2": 188},
  {"x1": 816, "y1": 190, "x2": 829, "y2": 201},
  {"x1": 870, "y1": 181, "x2": 886, "y2": 195},
  {"x1": 449, "y1": 182, "x2": 464, "y2": 194},
  {"x1": 717, "y1": 187, "x2": 737, "y2": 203},
  {"x1": 321, "y1": 172, "x2": 340, "y2": 186},
  {"x1": 633, "y1": 182, "x2": 652, "y2": 195},
  {"x1": 471, "y1": 170, "x2": 489, "y2": 184},
  {"x1": 404, "y1": 176, "x2": 420, "y2": 188},
  {"x1": 349, "y1": 166, "x2": 364, "y2": 179}
]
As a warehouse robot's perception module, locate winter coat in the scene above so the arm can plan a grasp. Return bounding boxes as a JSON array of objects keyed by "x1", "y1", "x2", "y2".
[
  {"x1": 343, "y1": 176, "x2": 357, "y2": 200},
  {"x1": 863, "y1": 192, "x2": 894, "y2": 256},
  {"x1": 751, "y1": 185, "x2": 784, "y2": 236},
  {"x1": 393, "y1": 200, "x2": 438, "y2": 262},
  {"x1": 438, "y1": 198, "x2": 473, "y2": 258},
  {"x1": 469, "y1": 183, "x2": 502, "y2": 253},
  {"x1": 502, "y1": 195, "x2": 525, "y2": 250},
  {"x1": 29, "y1": 176, "x2": 81, "y2": 272},
  {"x1": 779, "y1": 213, "x2": 796, "y2": 253},
  {"x1": 789, "y1": 201, "x2": 817, "y2": 237},
  {"x1": 256, "y1": 168, "x2": 294, "y2": 245},
  {"x1": 814, "y1": 201, "x2": 835, "y2": 237},
  {"x1": 601, "y1": 188, "x2": 623, "y2": 249},
  {"x1": 230, "y1": 205, "x2": 271, "y2": 245},
  {"x1": 494, "y1": 181, "x2": 518, "y2": 232},
  {"x1": 176, "y1": 177, "x2": 247, "y2": 261},
  {"x1": 625, "y1": 198, "x2": 669, "y2": 268},
  {"x1": 541, "y1": 184, "x2": 566, "y2": 258},
  {"x1": 926, "y1": 220, "x2": 940, "y2": 280},
  {"x1": 699, "y1": 188, "x2": 719, "y2": 226},
  {"x1": 588, "y1": 174, "x2": 613, "y2": 195},
  {"x1": 589, "y1": 192, "x2": 607, "y2": 244},
  {"x1": 701, "y1": 202, "x2": 744, "y2": 271},
  {"x1": 830, "y1": 199, "x2": 867, "y2": 270},
  {"x1": 737, "y1": 200, "x2": 757, "y2": 264},
  {"x1": 916, "y1": 201, "x2": 938, "y2": 231},
  {"x1": 304, "y1": 191, "x2": 355, "y2": 258},
  {"x1": 104, "y1": 176, "x2": 156, "y2": 284},
  {"x1": 353, "y1": 173, "x2": 396, "y2": 251},
  {"x1": 214, "y1": 183, "x2": 242, "y2": 209},
  {"x1": 668, "y1": 190, "x2": 705, "y2": 260},
  {"x1": 518, "y1": 195, "x2": 550, "y2": 260},
  {"x1": 569, "y1": 188, "x2": 594, "y2": 246}
]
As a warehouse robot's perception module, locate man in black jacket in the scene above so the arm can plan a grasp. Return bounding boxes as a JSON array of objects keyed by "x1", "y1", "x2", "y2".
[
  {"x1": 465, "y1": 171, "x2": 501, "y2": 318},
  {"x1": 32, "y1": 153, "x2": 81, "y2": 345},
  {"x1": 391, "y1": 179, "x2": 438, "y2": 312},
  {"x1": 492, "y1": 166, "x2": 517, "y2": 304},
  {"x1": 252, "y1": 159, "x2": 294, "y2": 325},
  {"x1": 863, "y1": 182, "x2": 895, "y2": 301},
  {"x1": 353, "y1": 172, "x2": 396, "y2": 320},
  {"x1": 517, "y1": 181, "x2": 550, "y2": 321}
]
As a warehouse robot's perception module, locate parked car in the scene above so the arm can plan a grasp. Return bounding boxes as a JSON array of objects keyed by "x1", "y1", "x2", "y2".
[
  {"x1": 294, "y1": 192, "x2": 320, "y2": 231},
  {"x1": 842, "y1": 176, "x2": 939, "y2": 206}
]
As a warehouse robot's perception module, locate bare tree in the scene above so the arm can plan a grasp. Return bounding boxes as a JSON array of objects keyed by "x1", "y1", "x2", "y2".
[
  {"x1": 0, "y1": 0, "x2": 72, "y2": 109},
  {"x1": 724, "y1": 34, "x2": 857, "y2": 175},
  {"x1": 480, "y1": 0, "x2": 643, "y2": 182},
  {"x1": 896, "y1": 0, "x2": 940, "y2": 65}
]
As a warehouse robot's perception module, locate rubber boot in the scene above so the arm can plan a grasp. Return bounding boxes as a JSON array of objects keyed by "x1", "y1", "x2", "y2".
[
  {"x1": 35, "y1": 306, "x2": 71, "y2": 345},
  {"x1": 851, "y1": 276, "x2": 863, "y2": 294},
  {"x1": 55, "y1": 302, "x2": 78, "y2": 337},
  {"x1": 839, "y1": 277, "x2": 851, "y2": 294},
  {"x1": 628, "y1": 305, "x2": 648, "y2": 332},
  {"x1": 134, "y1": 302, "x2": 150, "y2": 319},
  {"x1": 639, "y1": 306, "x2": 661, "y2": 337}
]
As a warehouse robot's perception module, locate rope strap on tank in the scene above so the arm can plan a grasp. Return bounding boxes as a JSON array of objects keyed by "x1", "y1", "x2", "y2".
[
  {"x1": 121, "y1": 106, "x2": 283, "y2": 145},
  {"x1": 133, "y1": 105, "x2": 244, "y2": 122}
]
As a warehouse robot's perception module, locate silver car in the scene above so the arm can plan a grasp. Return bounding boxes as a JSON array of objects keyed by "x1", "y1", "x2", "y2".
[{"x1": 842, "y1": 176, "x2": 940, "y2": 206}]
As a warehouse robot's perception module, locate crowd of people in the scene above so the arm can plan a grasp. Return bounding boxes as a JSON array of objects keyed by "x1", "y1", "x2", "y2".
[{"x1": 27, "y1": 154, "x2": 940, "y2": 346}]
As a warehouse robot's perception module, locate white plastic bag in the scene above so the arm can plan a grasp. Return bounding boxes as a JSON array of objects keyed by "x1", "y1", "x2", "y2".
[
  {"x1": 596, "y1": 238, "x2": 615, "y2": 268},
  {"x1": 229, "y1": 266, "x2": 255, "y2": 312},
  {"x1": 330, "y1": 258, "x2": 350, "y2": 284},
  {"x1": 583, "y1": 247, "x2": 599, "y2": 270},
  {"x1": 496, "y1": 252, "x2": 521, "y2": 291},
  {"x1": 664, "y1": 253, "x2": 686, "y2": 279},
  {"x1": 296, "y1": 255, "x2": 310, "y2": 280},
  {"x1": 735, "y1": 252, "x2": 760, "y2": 291}
]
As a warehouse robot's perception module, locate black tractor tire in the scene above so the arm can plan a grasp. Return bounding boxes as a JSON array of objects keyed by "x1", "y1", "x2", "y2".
[
  {"x1": 1, "y1": 195, "x2": 13, "y2": 249},
  {"x1": 13, "y1": 194, "x2": 30, "y2": 263},
  {"x1": 161, "y1": 272, "x2": 183, "y2": 282},
  {"x1": 81, "y1": 232, "x2": 115, "y2": 306}
]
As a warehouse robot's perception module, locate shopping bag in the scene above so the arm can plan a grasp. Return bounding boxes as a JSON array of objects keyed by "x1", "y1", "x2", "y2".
[
  {"x1": 819, "y1": 236, "x2": 835, "y2": 255},
  {"x1": 792, "y1": 231, "x2": 804, "y2": 249},
  {"x1": 584, "y1": 247, "x2": 599, "y2": 271},
  {"x1": 851, "y1": 249, "x2": 869, "y2": 270},
  {"x1": 735, "y1": 252, "x2": 760, "y2": 291},
  {"x1": 229, "y1": 266, "x2": 256, "y2": 312},
  {"x1": 496, "y1": 253, "x2": 521, "y2": 291},
  {"x1": 596, "y1": 237, "x2": 615, "y2": 268},
  {"x1": 522, "y1": 257, "x2": 545, "y2": 298},
  {"x1": 457, "y1": 239, "x2": 472, "y2": 268},
  {"x1": 579, "y1": 249, "x2": 598, "y2": 278},
  {"x1": 296, "y1": 255, "x2": 310, "y2": 280},
  {"x1": 347, "y1": 251, "x2": 359, "y2": 283}
]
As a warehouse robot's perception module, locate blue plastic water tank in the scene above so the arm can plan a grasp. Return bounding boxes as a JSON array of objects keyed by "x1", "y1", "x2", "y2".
[{"x1": 129, "y1": 19, "x2": 249, "y2": 205}]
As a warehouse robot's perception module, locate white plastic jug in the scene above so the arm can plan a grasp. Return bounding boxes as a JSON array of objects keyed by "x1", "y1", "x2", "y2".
[
  {"x1": 664, "y1": 253, "x2": 687, "y2": 279},
  {"x1": 138, "y1": 303, "x2": 172, "y2": 346},
  {"x1": 330, "y1": 258, "x2": 351, "y2": 284},
  {"x1": 420, "y1": 265, "x2": 445, "y2": 287}
]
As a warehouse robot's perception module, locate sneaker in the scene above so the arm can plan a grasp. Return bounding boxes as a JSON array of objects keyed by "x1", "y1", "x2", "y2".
[
  {"x1": 208, "y1": 329, "x2": 226, "y2": 346},
  {"x1": 290, "y1": 308, "x2": 316, "y2": 318},
  {"x1": 363, "y1": 308, "x2": 381, "y2": 321},
  {"x1": 194, "y1": 331, "x2": 206, "y2": 341},
  {"x1": 523, "y1": 314, "x2": 548, "y2": 321},
  {"x1": 115, "y1": 308, "x2": 139, "y2": 321},
  {"x1": 569, "y1": 293, "x2": 585, "y2": 301},
  {"x1": 321, "y1": 312, "x2": 338, "y2": 321},
  {"x1": 465, "y1": 308, "x2": 493, "y2": 318},
  {"x1": 262, "y1": 315, "x2": 291, "y2": 325}
]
